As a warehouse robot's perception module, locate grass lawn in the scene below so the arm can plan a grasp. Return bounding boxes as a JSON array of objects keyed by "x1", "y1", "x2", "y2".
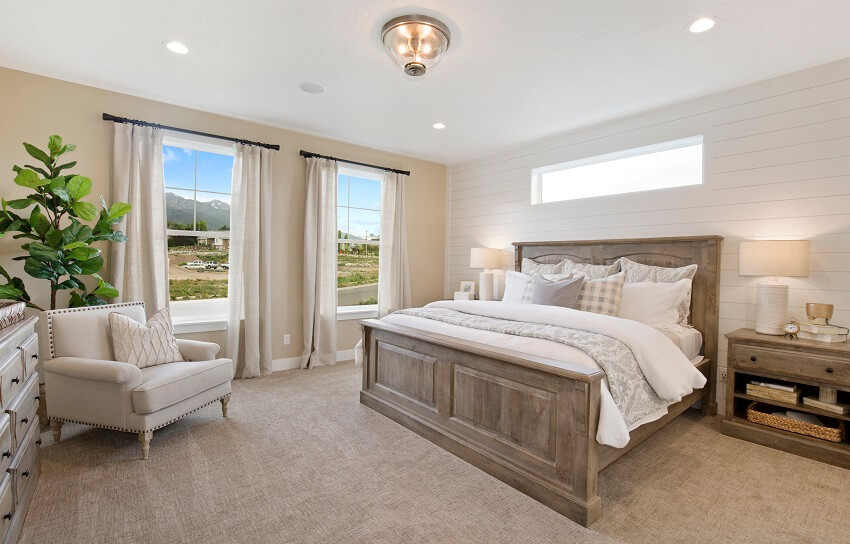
[
  {"x1": 338, "y1": 253, "x2": 379, "y2": 287},
  {"x1": 170, "y1": 279, "x2": 228, "y2": 300}
]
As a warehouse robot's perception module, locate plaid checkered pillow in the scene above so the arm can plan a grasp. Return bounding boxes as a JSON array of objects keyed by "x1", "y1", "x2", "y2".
[{"x1": 576, "y1": 271, "x2": 625, "y2": 316}]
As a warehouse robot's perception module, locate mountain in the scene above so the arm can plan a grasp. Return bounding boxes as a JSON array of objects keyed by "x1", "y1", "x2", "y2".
[{"x1": 166, "y1": 192, "x2": 231, "y2": 230}]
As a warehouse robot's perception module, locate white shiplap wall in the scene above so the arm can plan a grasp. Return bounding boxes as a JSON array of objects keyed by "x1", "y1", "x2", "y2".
[{"x1": 447, "y1": 58, "x2": 850, "y2": 414}]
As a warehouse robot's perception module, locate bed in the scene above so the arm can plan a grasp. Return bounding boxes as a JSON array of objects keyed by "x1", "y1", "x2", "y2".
[{"x1": 359, "y1": 236, "x2": 722, "y2": 526}]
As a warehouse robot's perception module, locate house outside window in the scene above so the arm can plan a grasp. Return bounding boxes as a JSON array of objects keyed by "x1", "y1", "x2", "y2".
[{"x1": 162, "y1": 136, "x2": 234, "y2": 330}]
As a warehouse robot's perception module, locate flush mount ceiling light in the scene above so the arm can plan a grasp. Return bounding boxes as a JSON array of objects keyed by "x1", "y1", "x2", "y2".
[
  {"x1": 163, "y1": 41, "x2": 189, "y2": 54},
  {"x1": 298, "y1": 82, "x2": 325, "y2": 94},
  {"x1": 432, "y1": 122, "x2": 446, "y2": 129},
  {"x1": 381, "y1": 14, "x2": 451, "y2": 77},
  {"x1": 688, "y1": 17, "x2": 717, "y2": 33}
]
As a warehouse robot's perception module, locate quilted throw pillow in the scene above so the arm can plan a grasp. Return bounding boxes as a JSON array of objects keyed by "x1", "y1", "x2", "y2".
[
  {"x1": 109, "y1": 307, "x2": 184, "y2": 368},
  {"x1": 521, "y1": 258, "x2": 566, "y2": 275},
  {"x1": 619, "y1": 258, "x2": 698, "y2": 326},
  {"x1": 576, "y1": 271, "x2": 626, "y2": 316},
  {"x1": 561, "y1": 258, "x2": 621, "y2": 279}
]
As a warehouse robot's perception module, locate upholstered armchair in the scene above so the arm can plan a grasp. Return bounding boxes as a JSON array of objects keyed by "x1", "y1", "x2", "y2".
[{"x1": 43, "y1": 302, "x2": 232, "y2": 459}]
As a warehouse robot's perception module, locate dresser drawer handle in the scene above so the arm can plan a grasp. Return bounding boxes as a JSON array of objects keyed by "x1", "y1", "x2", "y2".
[
  {"x1": 750, "y1": 356, "x2": 757, "y2": 362},
  {"x1": 19, "y1": 418, "x2": 27, "y2": 424},
  {"x1": 2, "y1": 513, "x2": 9, "y2": 520},
  {"x1": 10, "y1": 378, "x2": 18, "y2": 385},
  {"x1": 21, "y1": 471, "x2": 29, "y2": 478},
  {"x1": 36, "y1": 439, "x2": 41, "y2": 446},
  {"x1": 2, "y1": 451, "x2": 9, "y2": 459},
  {"x1": 31, "y1": 354, "x2": 37, "y2": 360},
  {"x1": 826, "y1": 367, "x2": 834, "y2": 374},
  {"x1": 34, "y1": 396, "x2": 40, "y2": 401}
]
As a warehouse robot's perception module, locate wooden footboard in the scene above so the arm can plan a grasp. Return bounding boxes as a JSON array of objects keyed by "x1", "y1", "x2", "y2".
[{"x1": 360, "y1": 319, "x2": 607, "y2": 526}]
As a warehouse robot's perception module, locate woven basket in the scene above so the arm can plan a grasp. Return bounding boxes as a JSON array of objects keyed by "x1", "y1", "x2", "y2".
[{"x1": 746, "y1": 402, "x2": 845, "y2": 443}]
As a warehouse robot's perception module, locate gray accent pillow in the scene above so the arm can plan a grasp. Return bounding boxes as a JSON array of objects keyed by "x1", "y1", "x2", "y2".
[
  {"x1": 619, "y1": 257, "x2": 698, "y2": 326},
  {"x1": 531, "y1": 275, "x2": 585, "y2": 309}
]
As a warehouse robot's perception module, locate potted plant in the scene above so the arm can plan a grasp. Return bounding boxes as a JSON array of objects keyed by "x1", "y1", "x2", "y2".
[{"x1": 0, "y1": 135, "x2": 131, "y2": 311}]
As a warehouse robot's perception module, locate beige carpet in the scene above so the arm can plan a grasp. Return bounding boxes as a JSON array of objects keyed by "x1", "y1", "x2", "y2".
[{"x1": 20, "y1": 363, "x2": 849, "y2": 544}]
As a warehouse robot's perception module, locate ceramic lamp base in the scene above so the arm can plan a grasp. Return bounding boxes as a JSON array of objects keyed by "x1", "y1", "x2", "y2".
[
  {"x1": 478, "y1": 272, "x2": 494, "y2": 301},
  {"x1": 754, "y1": 283, "x2": 789, "y2": 335}
]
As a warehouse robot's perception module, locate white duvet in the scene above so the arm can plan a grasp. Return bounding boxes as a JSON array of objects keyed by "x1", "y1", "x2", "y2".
[{"x1": 357, "y1": 301, "x2": 707, "y2": 448}]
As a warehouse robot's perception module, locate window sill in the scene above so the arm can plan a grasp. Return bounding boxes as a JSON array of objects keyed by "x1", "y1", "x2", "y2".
[
  {"x1": 173, "y1": 315, "x2": 228, "y2": 334},
  {"x1": 337, "y1": 305, "x2": 379, "y2": 321}
]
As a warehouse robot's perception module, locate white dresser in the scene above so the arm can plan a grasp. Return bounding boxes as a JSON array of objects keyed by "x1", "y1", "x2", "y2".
[{"x1": 0, "y1": 317, "x2": 40, "y2": 544}]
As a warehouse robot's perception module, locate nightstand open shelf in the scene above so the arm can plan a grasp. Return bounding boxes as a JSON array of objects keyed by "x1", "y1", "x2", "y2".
[{"x1": 721, "y1": 329, "x2": 850, "y2": 469}]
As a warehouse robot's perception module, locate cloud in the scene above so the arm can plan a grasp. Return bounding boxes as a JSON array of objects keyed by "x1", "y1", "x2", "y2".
[
  {"x1": 182, "y1": 148, "x2": 193, "y2": 157},
  {"x1": 163, "y1": 147, "x2": 178, "y2": 164}
]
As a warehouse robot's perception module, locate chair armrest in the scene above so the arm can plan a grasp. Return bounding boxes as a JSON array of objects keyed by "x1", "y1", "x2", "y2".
[
  {"x1": 176, "y1": 339, "x2": 221, "y2": 362},
  {"x1": 44, "y1": 357, "x2": 143, "y2": 387}
]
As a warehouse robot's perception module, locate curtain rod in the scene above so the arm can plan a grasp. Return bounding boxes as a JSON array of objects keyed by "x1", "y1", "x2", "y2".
[
  {"x1": 102, "y1": 113, "x2": 280, "y2": 150},
  {"x1": 299, "y1": 150, "x2": 410, "y2": 176}
]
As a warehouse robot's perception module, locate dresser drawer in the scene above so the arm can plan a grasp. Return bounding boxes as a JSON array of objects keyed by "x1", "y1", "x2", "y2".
[
  {"x1": 5, "y1": 375, "x2": 38, "y2": 455},
  {"x1": 0, "y1": 415, "x2": 11, "y2": 476},
  {"x1": 733, "y1": 343, "x2": 850, "y2": 386},
  {"x1": 0, "y1": 475, "x2": 12, "y2": 542},
  {"x1": 17, "y1": 333, "x2": 38, "y2": 380},
  {"x1": 9, "y1": 423, "x2": 38, "y2": 507},
  {"x1": 0, "y1": 354, "x2": 23, "y2": 411}
]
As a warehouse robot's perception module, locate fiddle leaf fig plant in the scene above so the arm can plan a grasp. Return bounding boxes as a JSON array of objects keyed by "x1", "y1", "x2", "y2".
[{"x1": 0, "y1": 135, "x2": 131, "y2": 311}]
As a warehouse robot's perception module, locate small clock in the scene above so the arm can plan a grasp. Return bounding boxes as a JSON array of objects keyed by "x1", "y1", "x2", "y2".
[{"x1": 783, "y1": 319, "x2": 800, "y2": 339}]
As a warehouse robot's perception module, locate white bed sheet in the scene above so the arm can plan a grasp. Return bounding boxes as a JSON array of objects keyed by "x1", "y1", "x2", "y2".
[{"x1": 651, "y1": 324, "x2": 703, "y2": 360}]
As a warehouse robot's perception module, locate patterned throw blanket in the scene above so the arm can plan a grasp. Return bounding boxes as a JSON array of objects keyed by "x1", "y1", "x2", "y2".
[{"x1": 396, "y1": 307, "x2": 668, "y2": 428}]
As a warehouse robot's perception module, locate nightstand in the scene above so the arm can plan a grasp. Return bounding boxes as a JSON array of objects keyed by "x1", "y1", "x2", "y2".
[{"x1": 721, "y1": 328, "x2": 850, "y2": 468}]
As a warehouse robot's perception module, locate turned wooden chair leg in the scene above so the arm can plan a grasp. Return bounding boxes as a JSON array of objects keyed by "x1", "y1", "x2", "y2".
[
  {"x1": 220, "y1": 395, "x2": 229, "y2": 417},
  {"x1": 139, "y1": 431, "x2": 153, "y2": 460},
  {"x1": 50, "y1": 420, "x2": 63, "y2": 444}
]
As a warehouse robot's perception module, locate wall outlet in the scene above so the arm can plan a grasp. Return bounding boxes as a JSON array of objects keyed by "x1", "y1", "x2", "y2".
[
  {"x1": 719, "y1": 367, "x2": 727, "y2": 381},
  {"x1": 284, "y1": 334, "x2": 291, "y2": 346}
]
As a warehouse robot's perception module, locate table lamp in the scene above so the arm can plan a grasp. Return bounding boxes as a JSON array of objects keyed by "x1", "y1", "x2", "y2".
[
  {"x1": 469, "y1": 248, "x2": 503, "y2": 301},
  {"x1": 739, "y1": 240, "x2": 810, "y2": 335}
]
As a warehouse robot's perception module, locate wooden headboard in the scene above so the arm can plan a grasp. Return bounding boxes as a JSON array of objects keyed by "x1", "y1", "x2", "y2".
[{"x1": 512, "y1": 236, "x2": 723, "y2": 367}]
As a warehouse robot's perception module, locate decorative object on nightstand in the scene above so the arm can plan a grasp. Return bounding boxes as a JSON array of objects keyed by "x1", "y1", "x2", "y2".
[
  {"x1": 783, "y1": 319, "x2": 800, "y2": 339},
  {"x1": 453, "y1": 291, "x2": 474, "y2": 301},
  {"x1": 738, "y1": 240, "x2": 810, "y2": 335},
  {"x1": 469, "y1": 248, "x2": 503, "y2": 301},
  {"x1": 806, "y1": 302, "x2": 834, "y2": 325},
  {"x1": 458, "y1": 280, "x2": 476, "y2": 294},
  {"x1": 722, "y1": 328, "x2": 850, "y2": 468}
]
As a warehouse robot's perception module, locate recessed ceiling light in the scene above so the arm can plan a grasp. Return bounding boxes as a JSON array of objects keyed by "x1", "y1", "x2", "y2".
[
  {"x1": 432, "y1": 122, "x2": 446, "y2": 130},
  {"x1": 688, "y1": 17, "x2": 717, "y2": 33},
  {"x1": 298, "y1": 82, "x2": 325, "y2": 94},
  {"x1": 163, "y1": 41, "x2": 189, "y2": 54}
]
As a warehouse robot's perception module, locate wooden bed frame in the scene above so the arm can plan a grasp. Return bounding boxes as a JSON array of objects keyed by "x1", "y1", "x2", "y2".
[{"x1": 359, "y1": 235, "x2": 722, "y2": 526}]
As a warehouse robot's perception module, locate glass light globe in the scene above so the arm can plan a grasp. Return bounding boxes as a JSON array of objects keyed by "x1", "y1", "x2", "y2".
[{"x1": 382, "y1": 15, "x2": 451, "y2": 77}]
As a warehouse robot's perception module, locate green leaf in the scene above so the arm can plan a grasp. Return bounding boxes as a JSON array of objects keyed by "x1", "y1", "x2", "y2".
[
  {"x1": 67, "y1": 176, "x2": 92, "y2": 200},
  {"x1": 4, "y1": 198, "x2": 33, "y2": 210},
  {"x1": 72, "y1": 201, "x2": 97, "y2": 221},
  {"x1": 11, "y1": 233, "x2": 39, "y2": 241},
  {"x1": 62, "y1": 241, "x2": 86, "y2": 251},
  {"x1": 23, "y1": 143, "x2": 51, "y2": 166},
  {"x1": 58, "y1": 276, "x2": 84, "y2": 290},
  {"x1": 0, "y1": 266, "x2": 9, "y2": 281},
  {"x1": 23, "y1": 165, "x2": 50, "y2": 178},
  {"x1": 13, "y1": 169, "x2": 45, "y2": 189},
  {"x1": 61, "y1": 221, "x2": 92, "y2": 245},
  {"x1": 76, "y1": 255, "x2": 104, "y2": 275},
  {"x1": 54, "y1": 161, "x2": 76, "y2": 173},
  {"x1": 93, "y1": 280, "x2": 118, "y2": 298},
  {"x1": 27, "y1": 242, "x2": 62, "y2": 262},
  {"x1": 48, "y1": 135, "x2": 63, "y2": 155},
  {"x1": 68, "y1": 292, "x2": 87, "y2": 308},
  {"x1": 67, "y1": 246, "x2": 100, "y2": 261},
  {"x1": 93, "y1": 230, "x2": 128, "y2": 243},
  {"x1": 45, "y1": 229, "x2": 62, "y2": 247},
  {"x1": 23, "y1": 258, "x2": 56, "y2": 280},
  {"x1": 0, "y1": 285, "x2": 23, "y2": 300},
  {"x1": 65, "y1": 263, "x2": 82, "y2": 275},
  {"x1": 107, "y1": 202, "x2": 131, "y2": 222},
  {"x1": 28, "y1": 207, "x2": 51, "y2": 236},
  {"x1": 64, "y1": 144, "x2": 76, "y2": 153}
]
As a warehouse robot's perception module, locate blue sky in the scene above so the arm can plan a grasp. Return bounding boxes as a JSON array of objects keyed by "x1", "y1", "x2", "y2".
[
  {"x1": 163, "y1": 145, "x2": 233, "y2": 202},
  {"x1": 338, "y1": 175, "x2": 381, "y2": 238}
]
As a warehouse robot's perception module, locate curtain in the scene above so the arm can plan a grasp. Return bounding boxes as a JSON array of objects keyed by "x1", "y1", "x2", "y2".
[
  {"x1": 377, "y1": 171, "x2": 411, "y2": 317},
  {"x1": 227, "y1": 144, "x2": 274, "y2": 378},
  {"x1": 109, "y1": 123, "x2": 169, "y2": 317},
  {"x1": 302, "y1": 157, "x2": 338, "y2": 368}
]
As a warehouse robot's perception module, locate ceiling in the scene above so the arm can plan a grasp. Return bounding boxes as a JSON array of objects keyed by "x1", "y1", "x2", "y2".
[{"x1": 1, "y1": 1, "x2": 848, "y2": 164}]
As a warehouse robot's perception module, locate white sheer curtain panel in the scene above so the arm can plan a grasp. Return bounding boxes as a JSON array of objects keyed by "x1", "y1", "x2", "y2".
[
  {"x1": 227, "y1": 144, "x2": 274, "y2": 378},
  {"x1": 377, "y1": 171, "x2": 411, "y2": 317},
  {"x1": 109, "y1": 123, "x2": 169, "y2": 317},
  {"x1": 302, "y1": 157, "x2": 338, "y2": 368}
]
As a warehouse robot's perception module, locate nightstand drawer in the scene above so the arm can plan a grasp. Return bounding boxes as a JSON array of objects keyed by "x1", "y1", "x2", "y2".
[{"x1": 733, "y1": 344, "x2": 850, "y2": 385}]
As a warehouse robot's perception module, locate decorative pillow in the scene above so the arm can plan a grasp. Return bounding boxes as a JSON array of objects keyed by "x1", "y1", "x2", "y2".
[
  {"x1": 531, "y1": 275, "x2": 585, "y2": 309},
  {"x1": 521, "y1": 258, "x2": 565, "y2": 275},
  {"x1": 109, "y1": 307, "x2": 184, "y2": 368},
  {"x1": 618, "y1": 279, "x2": 691, "y2": 325},
  {"x1": 619, "y1": 258, "x2": 697, "y2": 325},
  {"x1": 561, "y1": 258, "x2": 621, "y2": 279},
  {"x1": 576, "y1": 271, "x2": 625, "y2": 316},
  {"x1": 503, "y1": 271, "x2": 572, "y2": 304}
]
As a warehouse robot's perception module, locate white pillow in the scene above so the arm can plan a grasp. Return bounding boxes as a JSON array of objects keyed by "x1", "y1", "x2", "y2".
[
  {"x1": 503, "y1": 271, "x2": 571, "y2": 303},
  {"x1": 109, "y1": 307, "x2": 184, "y2": 368},
  {"x1": 617, "y1": 279, "x2": 692, "y2": 325}
]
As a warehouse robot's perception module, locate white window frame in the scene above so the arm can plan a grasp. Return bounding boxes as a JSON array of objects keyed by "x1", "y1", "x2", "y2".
[
  {"x1": 336, "y1": 164, "x2": 382, "y2": 320},
  {"x1": 162, "y1": 133, "x2": 234, "y2": 332},
  {"x1": 531, "y1": 135, "x2": 704, "y2": 205}
]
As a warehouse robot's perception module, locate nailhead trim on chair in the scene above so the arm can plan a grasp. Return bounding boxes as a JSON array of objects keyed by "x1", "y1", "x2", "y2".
[
  {"x1": 45, "y1": 301, "x2": 146, "y2": 359},
  {"x1": 50, "y1": 393, "x2": 231, "y2": 434}
]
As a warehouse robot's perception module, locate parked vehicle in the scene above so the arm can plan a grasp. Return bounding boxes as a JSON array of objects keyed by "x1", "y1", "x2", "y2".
[{"x1": 183, "y1": 260, "x2": 206, "y2": 270}]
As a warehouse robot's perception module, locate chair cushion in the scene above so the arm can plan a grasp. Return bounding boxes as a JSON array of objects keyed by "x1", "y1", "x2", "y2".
[{"x1": 132, "y1": 359, "x2": 231, "y2": 414}]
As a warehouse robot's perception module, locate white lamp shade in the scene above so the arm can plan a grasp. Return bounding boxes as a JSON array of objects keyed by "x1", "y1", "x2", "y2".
[
  {"x1": 470, "y1": 247, "x2": 502, "y2": 269},
  {"x1": 739, "y1": 240, "x2": 810, "y2": 277}
]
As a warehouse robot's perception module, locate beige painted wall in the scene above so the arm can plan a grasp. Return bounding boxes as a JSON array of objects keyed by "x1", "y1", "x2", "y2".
[{"x1": 0, "y1": 67, "x2": 446, "y2": 361}]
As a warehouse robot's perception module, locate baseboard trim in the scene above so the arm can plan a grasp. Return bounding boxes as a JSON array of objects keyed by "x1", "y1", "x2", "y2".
[{"x1": 270, "y1": 349, "x2": 356, "y2": 373}]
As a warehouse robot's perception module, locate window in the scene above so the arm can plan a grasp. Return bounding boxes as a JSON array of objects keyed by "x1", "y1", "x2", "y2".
[
  {"x1": 337, "y1": 166, "x2": 381, "y2": 317},
  {"x1": 162, "y1": 136, "x2": 234, "y2": 329},
  {"x1": 532, "y1": 135, "x2": 703, "y2": 204}
]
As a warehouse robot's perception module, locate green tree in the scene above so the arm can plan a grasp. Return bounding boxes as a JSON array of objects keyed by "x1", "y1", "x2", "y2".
[{"x1": 0, "y1": 135, "x2": 131, "y2": 310}]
